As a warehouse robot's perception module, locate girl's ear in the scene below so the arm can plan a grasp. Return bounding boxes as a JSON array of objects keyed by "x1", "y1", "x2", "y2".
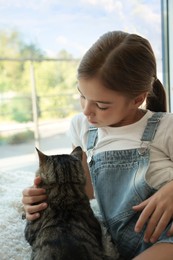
[
  {"x1": 71, "y1": 146, "x2": 83, "y2": 160},
  {"x1": 134, "y1": 92, "x2": 148, "y2": 107},
  {"x1": 35, "y1": 147, "x2": 47, "y2": 166}
]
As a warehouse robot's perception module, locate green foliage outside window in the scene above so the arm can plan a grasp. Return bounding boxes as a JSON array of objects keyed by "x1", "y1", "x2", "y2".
[{"x1": 0, "y1": 30, "x2": 80, "y2": 123}]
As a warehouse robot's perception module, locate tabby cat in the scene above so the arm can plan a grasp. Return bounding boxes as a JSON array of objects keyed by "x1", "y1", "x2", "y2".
[{"x1": 25, "y1": 146, "x2": 109, "y2": 260}]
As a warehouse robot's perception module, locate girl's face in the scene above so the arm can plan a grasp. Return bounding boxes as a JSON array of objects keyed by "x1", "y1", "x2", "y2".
[{"x1": 78, "y1": 78, "x2": 143, "y2": 127}]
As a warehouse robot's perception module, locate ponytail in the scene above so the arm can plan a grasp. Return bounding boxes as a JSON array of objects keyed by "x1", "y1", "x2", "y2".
[{"x1": 146, "y1": 79, "x2": 167, "y2": 112}]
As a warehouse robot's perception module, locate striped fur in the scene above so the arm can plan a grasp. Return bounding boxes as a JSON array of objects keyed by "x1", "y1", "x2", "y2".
[{"x1": 25, "y1": 147, "x2": 106, "y2": 260}]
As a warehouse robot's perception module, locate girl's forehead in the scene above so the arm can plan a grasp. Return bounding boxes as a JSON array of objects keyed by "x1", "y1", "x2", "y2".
[
  {"x1": 78, "y1": 78, "x2": 128, "y2": 103},
  {"x1": 78, "y1": 78, "x2": 111, "y2": 93},
  {"x1": 78, "y1": 79, "x2": 113, "y2": 99},
  {"x1": 78, "y1": 77, "x2": 116, "y2": 93},
  {"x1": 78, "y1": 77, "x2": 103, "y2": 86}
]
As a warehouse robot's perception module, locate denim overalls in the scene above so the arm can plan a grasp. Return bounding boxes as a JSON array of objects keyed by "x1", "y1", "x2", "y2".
[{"x1": 87, "y1": 112, "x2": 173, "y2": 259}]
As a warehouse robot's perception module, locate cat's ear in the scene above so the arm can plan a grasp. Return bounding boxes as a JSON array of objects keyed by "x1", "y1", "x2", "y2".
[
  {"x1": 35, "y1": 147, "x2": 47, "y2": 166},
  {"x1": 71, "y1": 146, "x2": 83, "y2": 160}
]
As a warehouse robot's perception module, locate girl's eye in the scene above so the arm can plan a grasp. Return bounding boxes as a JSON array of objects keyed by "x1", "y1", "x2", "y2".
[
  {"x1": 79, "y1": 94, "x2": 108, "y2": 110},
  {"x1": 96, "y1": 104, "x2": 108, "y2": 110}
]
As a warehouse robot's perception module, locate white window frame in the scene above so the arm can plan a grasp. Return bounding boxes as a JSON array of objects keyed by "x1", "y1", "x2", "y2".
[{"x1": 161, "y1": 0, "x2": 173, "y2": 112}]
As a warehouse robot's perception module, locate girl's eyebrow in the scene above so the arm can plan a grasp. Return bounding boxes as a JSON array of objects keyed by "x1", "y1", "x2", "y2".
[{"x1": 77, "y1": 87, "x2": 113, "y2": 104}]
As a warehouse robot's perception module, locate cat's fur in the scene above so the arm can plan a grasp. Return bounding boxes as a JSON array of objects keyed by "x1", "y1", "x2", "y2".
[{"x1": 25, "y1": 146, "x2": 109, "y2": 260}]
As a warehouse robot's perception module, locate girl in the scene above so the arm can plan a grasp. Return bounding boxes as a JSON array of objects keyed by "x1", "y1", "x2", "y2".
[{"x1": 22, "y1": 31, "x2": 173, "y2": 259}]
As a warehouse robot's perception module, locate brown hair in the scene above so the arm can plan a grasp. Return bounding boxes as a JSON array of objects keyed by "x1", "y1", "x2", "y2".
[{"x1": 77, "y1": 31, "x2": 167, "y2": 112}]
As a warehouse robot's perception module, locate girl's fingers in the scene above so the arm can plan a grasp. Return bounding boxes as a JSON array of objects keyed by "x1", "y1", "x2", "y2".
[
  {"x1": 147, "y1": 212, "x2": 171, "y2": 243},
  {"x1": 22, "y1": 193, "x2": 47, "y2": 205},
  {"x1": 34, "y1": 176, "x2": 42, "y2": 187},
  {"x1": 26, "y1": 212, "x2": 40, "y2": 221},
  {"x1": 143, "y1": 208, "x2": 168, "y2": 243},
  {"x1": 22, "y1": 187, "x2": 46, "y2": 197},
  {"x1": 167, "y1": 222, "x2": 173, "y2": 237},
  {"x1": 24, "y1": 203, "x2": 47, "y2": 215},
  {"x1": 143, "y1": 210, "x2": 161, "y2": 242},
  {"x1": 24, "y1": 203, "x2": 48, "y2": 221},
  {"x1": 134, "y1": 198, "x2": 173, "y2": 243},
  {"x1": 22, "y1": 177, "x2": 47, "y2": 221},
  {"x1": 133, "y1": 198, "x2": 150, "y2": 211},
  {"x1": 134, "y1": 202, "x2": 155, "y2": 233}
]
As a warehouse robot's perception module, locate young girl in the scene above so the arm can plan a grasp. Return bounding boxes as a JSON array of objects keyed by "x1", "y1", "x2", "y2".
[{"x1": 22, "y1": 31, "x2": 173, "y2": 259}]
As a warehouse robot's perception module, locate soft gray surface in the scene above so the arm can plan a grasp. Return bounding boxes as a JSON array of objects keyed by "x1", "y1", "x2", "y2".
[{"x1": 0, "y1": 170, "x2": 33, "y2": 260}]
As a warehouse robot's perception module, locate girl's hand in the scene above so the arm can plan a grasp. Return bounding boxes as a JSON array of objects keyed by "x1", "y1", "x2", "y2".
[
  {"x1": 133, "y1": 181, "x2": 173, "y2": 243},
  {"x1": 22, "y1": 176, "x2": 48, "y2": 221}
]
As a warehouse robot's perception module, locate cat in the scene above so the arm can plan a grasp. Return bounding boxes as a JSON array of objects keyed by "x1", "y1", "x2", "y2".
[{"x1": 25, "y1": 146, "x2": 112, "y2": 260}]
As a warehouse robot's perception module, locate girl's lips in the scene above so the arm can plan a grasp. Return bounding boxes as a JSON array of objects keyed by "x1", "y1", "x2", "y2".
[
  {"x1": 87, "y1": 117, "x2": 98, "y2": 124},
  {"x1": 88, "y1": 120, "x2": 97, "y2": 124}
]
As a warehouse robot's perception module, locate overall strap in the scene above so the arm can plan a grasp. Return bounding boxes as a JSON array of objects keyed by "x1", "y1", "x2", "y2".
[
  {"x1": 141, "y1": 112, "x2": 164, "y2": 142},
  {"x1": 87, "y1": 126, "x2": 98, "y2": 151}
]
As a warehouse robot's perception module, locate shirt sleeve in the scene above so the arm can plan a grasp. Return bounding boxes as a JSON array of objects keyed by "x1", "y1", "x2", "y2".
[
  {"x1": 162, "y1": 114, "x2": 173, "y2": 161},
  {"x1": 68, "y1": 113, "x2": 87, "y2": 149}
]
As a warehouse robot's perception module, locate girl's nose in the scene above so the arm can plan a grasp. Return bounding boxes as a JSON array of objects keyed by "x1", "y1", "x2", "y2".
[{"x1": 83, "y1": 100, "x2": 94, "y2": 116}]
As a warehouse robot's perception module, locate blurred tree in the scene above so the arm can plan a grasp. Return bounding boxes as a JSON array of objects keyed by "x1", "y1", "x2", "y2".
[
  {"x1": 0, "y1": 30, "x2": 44, "y2": 92},
  {"x1": 57, "y1": 49, "x2": 73, "y2": 59},
  {"x1": 20, "y1": 43, "x2": 45, "y2": 59},
  {"x1": 0, "y1": 30, "x2": 22, "y2": 57},
  {"x1": 0, "y1": 30, "x2": 80, "y2": 122}
]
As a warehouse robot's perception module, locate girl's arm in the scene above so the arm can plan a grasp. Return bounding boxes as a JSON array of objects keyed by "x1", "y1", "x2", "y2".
[
  {"x1": 72, "y1": 144, "x2": 94, "y2": 199},
  {"x1": 82, "y1": 150, "x2": 94, "y2": 199},
  {"x1": 133, "y1": 180, "x2": 173, "y2": 243}
]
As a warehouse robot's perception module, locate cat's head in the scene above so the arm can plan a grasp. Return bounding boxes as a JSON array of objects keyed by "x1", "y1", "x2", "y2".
[{"x1": 35, "y1": 146, "x2": 85, "y2": 187}]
